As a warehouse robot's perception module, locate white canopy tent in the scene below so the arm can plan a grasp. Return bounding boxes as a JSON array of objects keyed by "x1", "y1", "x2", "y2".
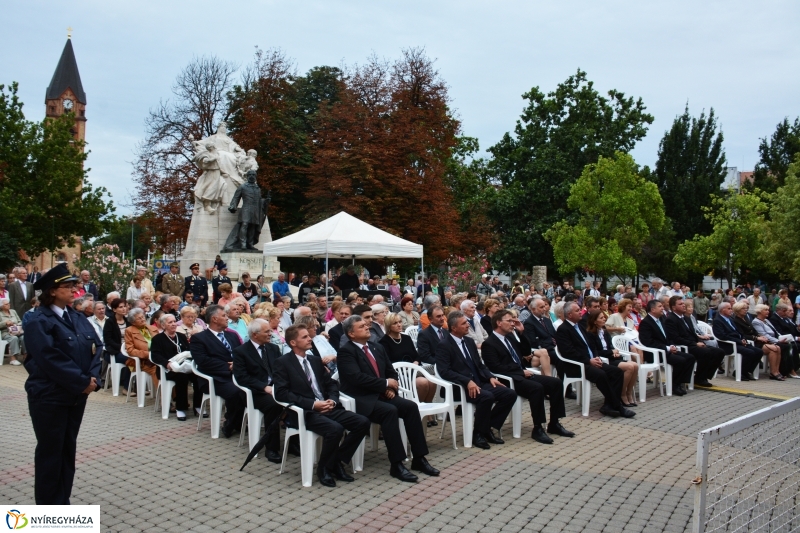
[{"x1": 262, "y1": 211, "x2": 424, "y2": 294}]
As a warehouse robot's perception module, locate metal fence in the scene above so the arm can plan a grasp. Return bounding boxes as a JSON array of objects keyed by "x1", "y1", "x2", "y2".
[{"x1": 693, "y1": 397, "x2": 800, "y2": 533}]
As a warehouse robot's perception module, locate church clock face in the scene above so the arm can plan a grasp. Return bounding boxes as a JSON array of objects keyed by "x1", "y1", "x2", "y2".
[{"x1": 63, "y1": 98, "x2": 73, "y2": 111}]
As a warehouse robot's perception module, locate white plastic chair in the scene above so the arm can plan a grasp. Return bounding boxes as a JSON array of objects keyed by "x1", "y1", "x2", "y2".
[
  {"x1": 435, "y1": 365, "x2": 476, "y2": 447},
  {"x1": 191, "y1": 361, "x2": 225, "y2": 439},
  {"x1": 405, "y1": 326, "x2": 419, "y2": 347},
  {"x1": 393, "y1": 362, "x2": 457, "y2": 449},
  {"x1": 612, "y1": 336, "x2": 662, "y2": 402},
  {"x1": 233, "y1": 374, "x2": 264, "y2": 453},
  {"x1": 492, "y1": 374, "x2": 522, "y2": 439},
  {"x1": 122, "y1": 344, "x2": 152, "y2": 408},
  {"x1": 0, "y1": 340, "x2": 7, "y2": 365},
  {"x1": 338, "y1": 393, "x2": 364, "y2": 473},
  {"x1": 104, "y1": 352, "x2": 126, "y2": 396},
  {"x1": 150, "y1": 353, "x2": 175, "y2": 419},
  {"x1": 553, "y1": 348, "x2": 592, "y2": 417},
  {"x1": 272, "y1": 389, "x2": 322, "y2": 487}
]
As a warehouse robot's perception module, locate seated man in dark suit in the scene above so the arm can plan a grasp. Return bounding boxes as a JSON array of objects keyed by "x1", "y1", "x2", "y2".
[
  {"x1": 664, "y1": 296, "x2": 724, "y2": 388},
  {"x1": 337, "y1": 315, "x2": 439, "y2": 482},
  {"x1": 416, "y1": 305, "x2": 447, "y2": 365},
  {"x1": 712, "y1": 301, "x2": 762, "y2": 381},
  {"x1": 232, "y1": 318, "x2": 285, "y2": 463},
  {"x1": 555, "y1": 302, "x2": 635, "y2": 418},
  {"x1": 328, "y1": 305, "x2": 351, "y2": 350},
  {"x1": 436, "y1": 311, "x2": 517, "y2": 449},
  {"x1": 638, "y1": 299, "x2": 696, "y2": 395},
  {"x1": 190, "y1": 305, "x2": 246, "y2": 438},
  {"x1": 771, "y1": 303, "x2": 800, "y2": 341},
  {"x1": 482, "y1": 309, "x2": 573, "y2": 444},
  {"x1": 523, "y1": 297, "x2": 573, "y2": 397},
  {"x1": 273, "y1": 325, "x2": 370, "y2": 488}
]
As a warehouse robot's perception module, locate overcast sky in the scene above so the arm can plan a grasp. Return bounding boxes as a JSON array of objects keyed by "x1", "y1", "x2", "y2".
[{"x1": 3, "y1": 1, "x2": 798, "y2": 215}]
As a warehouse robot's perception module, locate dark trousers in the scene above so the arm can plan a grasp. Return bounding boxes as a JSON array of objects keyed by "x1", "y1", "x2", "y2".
[
  {"x1": 28, "y1": 397, "x2": 87, "y2": 504},
  {"x1": 720, "y1": 343, "x2": 761, "y2": 375},
  {"x1": 688, "y1": 346, "x2": 725, "y2": 381},
  {"x1": 666, "y1": 350, "x2": 697, "y2": 384},
  {"x1": 367, "y1": 396, "x2": 429, "y2": 464},
  {"x1": 464, "y1": 383, "x2": 517, "y2": 436},
  {"x1": 584, "y1": 362, "x2": 623, "y2": 410},
  {"x1": 164, "y1": 371, "x2": 202, "y2": 411},
  {"x1": 213, "y1": 379, "x2": 246, "y2": 431},
  {"x1": 514, "y1": 374, "x2": 565, "y2": 426},
  {"x1": 253, "y1": 392, "x2": 285, "y2": 453},
  {"x1": 303, "y1": 407, "x2": 370, "y2": 469}
]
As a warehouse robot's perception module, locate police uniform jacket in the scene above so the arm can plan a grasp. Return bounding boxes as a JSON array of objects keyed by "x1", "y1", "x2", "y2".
[
  {"x1": 185, "y1": 275, "x2": 209, "y2": 306},
  {"x1": 24, "y1": 306, "x2": 103, "y2": 404}
]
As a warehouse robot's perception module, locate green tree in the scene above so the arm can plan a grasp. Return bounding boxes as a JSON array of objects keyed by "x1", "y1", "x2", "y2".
[
  {"x1": 544, "y1": 152, "x2": 664, "y2": 279},
  {"x1": 651, "y1": 105, "x2": 727, "y2": 243},
  {"x1": 0, "y1": 82, "x2": 114, "y2": 259},
  {"x1": 486, "y1": 70, "x2": 653, "y2": 272},
  {"x1": 762, "y1": 156, "x2": 800, "y2": 280},
  {"x1": 751, "y1": 117, "x2": 800, "y2": 193},
  {"x1": 674, "y1": 190, "x2": 767, "y2": 289}
]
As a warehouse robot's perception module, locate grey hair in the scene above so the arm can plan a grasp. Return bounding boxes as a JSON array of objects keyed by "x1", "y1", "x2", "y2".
[
  {"x1": 342, "y1": 315, "x2": 364, "y2": 338},
  {"x1": 422, "y1": 295, "x2": 439, "y2": 310},
  {"x1": 718, "y1": 302, "x2": 732, "y2": 312},
  {"x1": 224, "y1": 304, "x2": 233, "y2": 313},
  {"x1": 127, "y1": 307, "x2": 145, "y2": 321},
  {"x1": 0, "y1": 298, "x2": 9, "y2": 306},
  {"x1": 106, "y1": 291, "x2": 120, "y2": 300},
  {"x1": 159, "y1": 294, "x2": 169, "y2": 305},
  {"x1": 73, "y1": 297, "x2": 86, "y2": 310},
  {"x1": 755, "y1": 304, "x2": 771, "y2": 314},
  {"x1": 158, "y1": 313, "x2": 175, "y2": 328},
  {"x1": 776, "y1": 302, "x2": 792, "y2": 312},
  {"x1": 370, "y1": 304, "x2": 387, "y2": 314},
  {"x1": 447, "y1": 310, "x2": 466, "y2": 330},
  {"x1": 460, "y1": 299, "x2": 476, "y2": 311},
  {"x1": 553, "y1": 301, "x2": 565, "y2": 320},
  {"x1": 247, "y1": 318, "x2": 270, "y2": 338},
  {"x1": 0, "y1": 274, "x2": 6, "y2": 281},
  {"x1": 563, "y1": 301, "x2": 580, "y2": 316}
]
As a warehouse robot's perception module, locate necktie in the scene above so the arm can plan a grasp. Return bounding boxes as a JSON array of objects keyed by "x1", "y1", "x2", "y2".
[
  {"x1": 362, "y1": 345, "x2": 381, "y2": 377},
  {"x1": 574, "y1": 324, "x2": 593, "y2": 357},
  {"x1": 63, "y1": 310, "x2": 73, "y2": 329},
  {"x1": 437, "y1": 327, "x2": 443, "y2": 340},
  {"x1": 656, "y1": 319, "x2": 666, "y2": 339},
  {"x1": 461, "y1": 341, "x2": 481, "y2": 382},
  {"x1": 259, "y1": 345, "x2": 273, "y2": 383},
  {"x1": 504, "y1": 337, "x2": 523, "y2": 368},
  {"x1": 217, "y1": 332, "x2": 232, "y2": 353},
  {"x1": 467, "y1": 318, "x2": 475, "y2": 330},
  {"x1": 303, "y1": 358, "x2": 324, "y2": 401}
]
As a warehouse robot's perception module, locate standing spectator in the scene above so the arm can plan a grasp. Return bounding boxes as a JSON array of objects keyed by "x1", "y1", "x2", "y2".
[
  {"x1": 77, "y1": 270, "x2": 99, "y2": 301},
  {"x1": 28, "y1": 266, "x2": 42, "y2": 284},
  {"x1": 747, "y1": 288, "x2": 765, "y2": 315},
  {"x1": 332, "y1": 265, "x2": 360, "y2": 295},
  {"x1": 184, "y1": 263, "x2": 209, "y2": 307},
  {"x1": 161, "y1": 262, "x2": 184, "y2": 297},
  {"x1": 130, "y1": 266, "x2": 155, "y2": 296},
  {"x1": 126, "y1": 276, "x2": 143, "y2": 301},
  {"x1": 388, "y1": 278, "x2": 401, "y2": 303},
  {"x1": 212, "y1": 264, "x2": 231, "y2": 303},
  {"x1": 651, "y1": 279, "x2": 669, "y2": 300},
  {"x1": 693, "y1": 290, "x2": 710, "y2": 321},
  {"x1": 709, "y1": 290, "x2": 722, "y2": 320},
  {"x1": 9, "y1": 266, "x2": 34, "y2": 318}
]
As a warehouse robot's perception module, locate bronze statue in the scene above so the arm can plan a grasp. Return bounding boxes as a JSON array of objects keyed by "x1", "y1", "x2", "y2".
[{"x1": 221, "y1": 170, "x2": 270, "y2": 253}]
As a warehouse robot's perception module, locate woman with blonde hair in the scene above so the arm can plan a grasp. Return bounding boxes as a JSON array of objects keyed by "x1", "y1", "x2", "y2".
[{"x1": 176, "y1": 305, "x2": 205, "y2": 340}]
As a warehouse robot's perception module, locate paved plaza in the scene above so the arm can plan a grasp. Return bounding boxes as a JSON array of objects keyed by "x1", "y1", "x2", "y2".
[{"x1": 1, "y1": 363, "x2": 796, "y2": 533}]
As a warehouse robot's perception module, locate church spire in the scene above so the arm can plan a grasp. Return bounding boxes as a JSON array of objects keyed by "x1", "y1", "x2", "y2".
[{"x1": 46, "y1": 38, "x2": 86, "y2": 104}]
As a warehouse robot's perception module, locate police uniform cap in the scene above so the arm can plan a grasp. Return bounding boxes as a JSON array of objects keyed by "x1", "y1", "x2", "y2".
[
  {"x1": 33, "y1": 263, "x2": 78, "y2": 292},
  {"x1": 190, "y1": 263, "x2": 200, "y2": 269}
]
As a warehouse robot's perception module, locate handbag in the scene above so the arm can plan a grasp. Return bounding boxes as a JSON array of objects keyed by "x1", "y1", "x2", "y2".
[{"x1": 8, "y1": 325, "x2": 22, "y2": 336}]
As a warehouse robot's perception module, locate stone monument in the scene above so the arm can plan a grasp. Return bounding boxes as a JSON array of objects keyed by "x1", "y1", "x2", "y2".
[{"x1": 179, "y1": 122, "x2": 281, "y2": 283}]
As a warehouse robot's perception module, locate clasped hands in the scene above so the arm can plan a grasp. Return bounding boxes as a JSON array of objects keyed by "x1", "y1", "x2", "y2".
[
  {"x1": 384, "y1": 378, "x2": 400, "y2": 400},
  {"x1": 313, "y1": 399, "x2": 336, "y2": 413},
  {"x1": 82, "y1": 377, "x2": 98, "y2": 394},
  {"x1": 467, "y1": 377, "x2": 504, "y2": 398}
]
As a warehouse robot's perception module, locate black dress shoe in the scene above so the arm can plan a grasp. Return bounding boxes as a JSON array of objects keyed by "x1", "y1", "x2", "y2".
[
  {"x1": 221, "y1": 425, "x2": 234, "y2": 439},
  {"x1": 472, "y1": 434, "x2": 491, "y2": 449},
  {"x1": 599, "y1": 405, "x2": 621, "y2": 418},
  {"x1": 287, "y1": 441, "x2": 301, "y2": 457},
  {"x1": 673, "y1": 385, "x2": 686, "y2": 396},
  {"x1": 390, "y1": 462, "x2": 418, "y2": 482},
  {"x1": 546, "y1": 422, "x2": 575, "y2": 438},
  {"x1": 332, "y1": 462, "x2": 354, "y2": 482},
  {"x1": 618, "y1": 407, "x2": 636, "y2": 418},
  {"x1": 265, "y1": 449, "x2": 282, "y2": 464},
  {"x1": 317, "y1": 467, "x2": 336, "y2": 487},
  {"x1": 410, "y1": 456, "x2": 439, "y2": 476},
  {"x1": 531, "y1": 426, "x2": 554, "y2": 444},
  {"x1": 695, "y1": 379, "x2": 712, "y2": 387},
  {"x1": 565, "y1": 385, "x2": 577, "y2": 400},
  {"x1": 485, "y1": 429, "x2": 504, "y2": 444}
]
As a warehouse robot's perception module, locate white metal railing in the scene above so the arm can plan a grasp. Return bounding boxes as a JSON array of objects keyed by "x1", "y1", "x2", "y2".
[{"x1": 693, "y1": 397, "x2": 800, "y2": 533}]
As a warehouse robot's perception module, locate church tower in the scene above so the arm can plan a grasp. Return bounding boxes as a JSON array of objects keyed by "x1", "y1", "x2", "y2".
[{"x1": 32, "y1": 34, "x2": 86, "y2": 271}]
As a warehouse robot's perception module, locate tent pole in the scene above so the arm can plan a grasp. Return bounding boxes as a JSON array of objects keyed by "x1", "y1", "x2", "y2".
[
  {"x1": 421, "y1": 257, "x2": 424, "y2": 289},
  {"x1": 325, "y1": 253, "x2": 329, "y2": 296}
]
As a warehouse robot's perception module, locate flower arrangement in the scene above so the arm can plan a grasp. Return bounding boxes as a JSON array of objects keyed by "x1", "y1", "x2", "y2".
[
  {"x1": 445, "y1": 255, "x2": 491, "y2": 293},
  {"x1": 74, "y1": 244, "x2": 143, "y2": 299}
]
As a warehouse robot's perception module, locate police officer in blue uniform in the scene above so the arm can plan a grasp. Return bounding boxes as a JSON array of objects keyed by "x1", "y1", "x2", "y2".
[
  {"x1": 211, "y1": 262, "x2": 231, "y2": 303},
  {"x1": 184, "y1": 263, "x2": 209, "y2": 307},
  {"x1": 25, "y1": 264, "x2": 102, "y2": 504}
]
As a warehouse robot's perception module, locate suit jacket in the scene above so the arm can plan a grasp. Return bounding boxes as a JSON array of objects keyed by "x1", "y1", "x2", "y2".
[
  {"x1": 232, "y1": 341, "x2": 281, "y2": 395},
  {"x1": 752, "y1": 317, "x2": 782, "y2": 343},
  {"x1": 329, "y1": 323, "x2": 345, "y2": 351},
  {"x1": 523, "y1": 314, "x2": 557, "y2": 353},
  {"x1": 416, "y1": 325, "x2": 445, "y2": 365},
  {"x1": 664, "y1": 313, "x2": 700, "y2": 347},
  {"x1": 9, "y1": 281, "x2": 34, "y2": 317},
  {"x1": 102, "y1": 317, "x2": 129, "y2": 355},
  {"x1": 712, "y1": 314, "x2": 746, "y2": 344},
  {"x1": 190, "y1": 328, "x2": 242, "y2": 382},
  {"x1": 638, "y1": 314, "x2": 671, "y2": 353},
  {"x1": 77, "y1": 282, "x2": 99, "y2": 301},
  {"x1": 481, "y1": 331, "x2": 532, "y2": 381},
  {"x1": 769, "y1": 313, "x2": 798, "y2": 337},
  {"x1": 212, "y1": 275, "x2": 232, "y2": 303},
  {"x1": 733, "y1": 314, "x2": 761, "y2": 343},
  {"x1": 162, "y1": 274, "x2": 185, "y2": 297},
  {"x1": 184, "y1": 275, "x2": 209, "y2": 306},
  {"x1": 554, "y1": 320, "x2": 596, "y2": 372},
  {"x1": 435, "y1": 334, "x2": 494, "y2": 388},
  {"x1": 337, "y1": 340, "x2": 397, "y2": 416},
  {"x1": 273, "y1": 353, "x2": 340, "y2": 411},
  {"x1": 370, "y1": 322, "x2": 385, "y2": 342},
  {"x1": 586, "y1": 328, "x2": 615, "y2": 359}
]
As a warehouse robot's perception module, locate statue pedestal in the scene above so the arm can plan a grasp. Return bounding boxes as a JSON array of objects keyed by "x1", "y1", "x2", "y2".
[{"x1": 219, "y1": 252, "x2": 282, "y2": 284}]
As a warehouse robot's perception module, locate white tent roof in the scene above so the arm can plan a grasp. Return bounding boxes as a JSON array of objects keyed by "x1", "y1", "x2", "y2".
[{"x1": 262, "y1": 211, "x2": 423, "y2": 259}]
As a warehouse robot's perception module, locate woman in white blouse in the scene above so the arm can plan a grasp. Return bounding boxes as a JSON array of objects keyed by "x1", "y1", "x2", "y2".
[{"x1": 606, "y1": 298, "x2": 637, "y2": 337}]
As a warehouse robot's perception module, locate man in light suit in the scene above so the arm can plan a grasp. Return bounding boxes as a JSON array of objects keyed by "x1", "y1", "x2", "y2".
[
  {"x1": 190, "y1": 305, "x2": 246, "y2": 438},
  {"x1": 337, "y1": 315, "x2": 439, "y2": 482},
  {"x1": 161, "y1": 262, "x2": 185, "y2": 297},
  {"x1": 9, "y1": 266, "x2": 34, "y2": 317},
  {"x1": 274, "y1": 324, "x2": 370, "y2": 487}
]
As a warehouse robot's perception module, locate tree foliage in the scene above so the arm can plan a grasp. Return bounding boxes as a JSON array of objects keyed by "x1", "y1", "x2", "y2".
[
  {"x1": 545, "y1": 152, "x2": 664, "y2": 278},
  {"x1": 0, "y1": 82, "x2": 113, "y2": 260},
  {"x1": 486, "y1": 70, "x2": 653, "y2": 272},
  {"x1": 762, "y1": 156, "x2": 800, "y2": 280},
  {"x1": 674, "y1": 190, "x2": 767, "y2": 289},
  {"x1": 751, "y1": 117, "x2": 800, "y2": 193},
  {"x1": 651, "y1": 105, "x2": 726, "y2": 243}
]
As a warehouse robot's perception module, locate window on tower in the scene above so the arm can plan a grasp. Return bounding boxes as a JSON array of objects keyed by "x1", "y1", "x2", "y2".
[{"x1": 49, "y1": 105, "x2": 55, "y2": 114}]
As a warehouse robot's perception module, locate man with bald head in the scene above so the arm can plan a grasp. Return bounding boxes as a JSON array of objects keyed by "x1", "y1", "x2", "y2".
[{"x1": 712, "y1": 301, "x2": 762, "y2": 381}]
